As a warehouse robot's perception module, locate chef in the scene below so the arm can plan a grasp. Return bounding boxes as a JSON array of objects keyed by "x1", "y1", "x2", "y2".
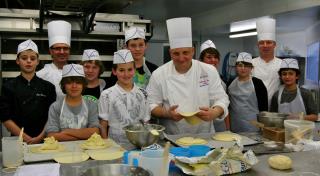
[
  {"x1": 0, "y1": 39, "x2": 56, "y2": 143},
  {"x1": 252, "y1": 17, "x2": 282, "y2": 108},
  {"x1": 270, "y1": 58, "x2": 318, "y2": 121},
  {"x1": 37, "y1": 20, "x2": 72, "y2": 97},
  {"x1": 81, "y1": 49, "x2": 106, "y2": 100},
  {"x1": 228, "y1": 52, "x2": 268, "y2": 132},
  {"x1": 105, "y1": 27, "x2": 158, "y2": 89},
  {"x1": 147, "y1": 17, "x2": 229, "y2": 135}
]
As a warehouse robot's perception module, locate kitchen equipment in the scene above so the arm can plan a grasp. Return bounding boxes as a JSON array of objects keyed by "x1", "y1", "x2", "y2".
[
  {"x1": 257, "y1": 111, "x2": 288, "y2": 128},
  {"x1": 139, "y1": 119, "x2": 159, "y2": 136},
  {"x1": 82, "y1": 164, "x2": 151, "y2": 176},
  {"x1": 249, "y1": 120, "x2": 285, "y2": 142},
  {"x1": 128, "y1": 149, "x2": 171, "y2": 176},
  {"x1": 123, "y1": 124, "x2": 165, "y2": 148},
  {"x1": 2, "y1": 136, "x2": 24, "y2": 168},
  {"x1": 284, "y1": 120, "x2": 315, "y2": 144}
]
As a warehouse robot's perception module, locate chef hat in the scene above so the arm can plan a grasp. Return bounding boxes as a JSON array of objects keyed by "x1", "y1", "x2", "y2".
[
  {"x1": 82, "y1": 49, "x2": 100, "y2": 61},
  {"x1": 48, "y1": 20, "x2": 71, "y2": 47},
  {"x1": 125, "y1": 27, "x2": 145, "y2": 43},
  {"x1": 62, "y1": 64, "x2": 85, "y2": 78},
  {"x1": 166, "y1": 17, "x2": 192, "y2": 49},
  {"x1": 200, "y1": 40, "x2": 216, "y2": 53},
  {"x1": 256, "y1": 18, "x2": 276, "y2": 41},
  {"x1": 113, "y1": 49, "x2": 134, "y2": 64},
  {"x1": 17, "y1": 39, "x2": 38, "y2": 54},
  {"x1": 280, "y1": 58, "x2": 299, "y2": 70},
  {"x1": 236, "y1": 52, "x2": 252, "y2": 63}
]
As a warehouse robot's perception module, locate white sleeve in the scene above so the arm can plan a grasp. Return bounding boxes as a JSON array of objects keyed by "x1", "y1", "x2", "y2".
[
  {"x1": 146, "y1": 72, "x2": 163, "y2": 111},
  {"x1": 98, "y1": 91, "x2": 110, "y2": 121},
  {"x1": 208, "y1": 68, "x2": 230, "y2": 119}
]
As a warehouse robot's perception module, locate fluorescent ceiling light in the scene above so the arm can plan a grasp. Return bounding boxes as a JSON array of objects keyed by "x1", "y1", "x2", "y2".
[
  {"x1": 229, "y1": 31, "x2": 257, "y2": 38},
  {"x1": 229, "y1": 16, "x2": 270, "y2": 38}
]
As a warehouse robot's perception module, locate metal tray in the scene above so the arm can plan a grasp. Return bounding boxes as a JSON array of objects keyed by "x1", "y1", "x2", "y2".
[{"x1": 164, "y1": 132, "x2": 260, "y2": 149}]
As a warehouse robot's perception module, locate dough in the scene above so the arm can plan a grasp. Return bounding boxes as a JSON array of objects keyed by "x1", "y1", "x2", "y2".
[
  {"x1": 212, "y1": 132, "x2": 241, "y2": 142},
  {"x1": 29, "y1": 136, "x2": 65, "y2": 153},
  {"x1": 81, "y1": 133, "x2": 111, "y2": 149},
  {"x1": 179, "y1": 111, "x2": 199, "y2": 117},
  {"x1": 88, "y1": 150, "x2": 124, "y2": 160},
  {"x1": 268, "y1": 155, "x2": 292, "y2": 170},
  {"x1": 53, "y1": 152, "x2": 89, "y2": 163},
  {"x1": 176, "y1": 137, "x2": 208, "y2": 146},
  {"x1": 179, "y1": 111, "x2": 202, "y2": 125}
]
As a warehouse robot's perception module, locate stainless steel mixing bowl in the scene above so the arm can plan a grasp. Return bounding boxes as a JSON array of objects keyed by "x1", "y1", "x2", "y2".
[
  {"x1": 123, "y1": 124, "x2": 165, "y2": 148},
  {"x1": 257, "y1": 111, "x2": 288, "y2": 128}
]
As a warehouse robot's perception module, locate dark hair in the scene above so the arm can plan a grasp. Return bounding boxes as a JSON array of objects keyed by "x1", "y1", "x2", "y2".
[
  {"x1": 278, "y1": 68, "x2": 300, "y2": 84},
  {"x1": 80, "y1": 60, "x2": 105, "y2": 76},
  {"x1": 125, "y1": 38, "x2": 147, "y2": 46},
  {"x1": 60, "y1": 76, "x2": 88, "y2": 94},
  {"x1": 199, "y1": 48, "x2": 220, "y2": 61},
  {"x1": 236, "y1": 61, "x2": 253, "y2": 67}
]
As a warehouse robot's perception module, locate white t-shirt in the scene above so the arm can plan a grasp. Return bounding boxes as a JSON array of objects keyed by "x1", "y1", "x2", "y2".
[
  {"x1": 147, "y1": 59, "x2": 229, "y2": 134},
  {"x1": 252, "y1": 57, "x2": 282, "y2": 107}
]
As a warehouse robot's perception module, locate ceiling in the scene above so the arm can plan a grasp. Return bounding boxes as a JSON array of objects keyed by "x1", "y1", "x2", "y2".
[{"x1": 1, "y1": 0, "x2": 319, "y2": 36}]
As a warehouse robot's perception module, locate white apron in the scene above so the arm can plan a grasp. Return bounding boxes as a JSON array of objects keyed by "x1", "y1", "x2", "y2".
[
  {"x1": 160, "y1": 62, "x2": 213, "y2": 134},
  {"x1": 277, "y1": 86, "x2": 306, "y2": 115},
  {"x1": 229, "y1": 78, "x2": 259, "y2": 132},
  {"x1": 59, "y1": 98, "x2": 89, "y2": 129}
]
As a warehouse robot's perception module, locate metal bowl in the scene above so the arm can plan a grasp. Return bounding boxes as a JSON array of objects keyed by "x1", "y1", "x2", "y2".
[
  {"x1": 123, "y1": 124, "x2": 165, "y2": 148},
  {"x1": 81, "y1": 164, "x2": 151, "y2": 176},
  {"x1": 257, "y1": 111, "x2": 288, "y2": 128}
]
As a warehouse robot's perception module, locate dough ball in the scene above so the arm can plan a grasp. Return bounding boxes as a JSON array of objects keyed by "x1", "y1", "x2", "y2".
[{"x1": 268, "y1": 155, "x2": 292, "y2": 170}]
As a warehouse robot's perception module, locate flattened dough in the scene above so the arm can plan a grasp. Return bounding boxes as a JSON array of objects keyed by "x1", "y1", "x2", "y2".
[
  {"x1": 268, "y1": 155, "x2": 292, "y2": 170},
  {"x1": 53, "y1": 152, "x2": 89, "y2": 163},
  {"x1": 29, "y1": 144, "x2": 65, "y2": 153},
  {"x1": 81, "y1": 133, "x2": 111, "y2": 149},
  {"x1": 176, "y1": 137, "x2": 208, "y2": 146},
  {"x1": 88, "y1": 150, "x2": 124, "y2": 160},
  {"x1": 179, "y1": 111, "x2": 199, "y2": 117},
  {"x1": 212, "y1": 132, "x2": 241, "y2": 142}
]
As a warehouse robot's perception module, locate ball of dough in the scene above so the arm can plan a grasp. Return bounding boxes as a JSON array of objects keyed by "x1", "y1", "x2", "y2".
[{"x1": 268, "y1": 155, "x2": 292, "y2": 170}]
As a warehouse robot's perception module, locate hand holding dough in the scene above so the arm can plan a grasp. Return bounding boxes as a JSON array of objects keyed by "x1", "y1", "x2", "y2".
[{"x1": 268, "y1": 155, "x2": 292, "y2": 170}]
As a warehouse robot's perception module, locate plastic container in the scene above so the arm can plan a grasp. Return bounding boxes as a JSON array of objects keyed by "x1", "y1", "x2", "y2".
[
  {"x1": 284, "y1": 120, "x2": 315, "y2": 144},
  {"x1": 189, "y1": 145, "x2": 211, "y2": 157}
]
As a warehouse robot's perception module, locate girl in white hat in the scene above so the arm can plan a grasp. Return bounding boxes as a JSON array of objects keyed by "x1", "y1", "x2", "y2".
[
  {"x1": 228, "y1": 52, "x2": 268, "y2": 132},
  {"x1": 270, "y1": 58, "x2": 317, "y2": 121},
  {"x1": 99, "y1": 49, "x2": 150, "y2": 148},
  {"x1": 0, "y1": 39, "x2": 56, "y2": 144},
  {"x1": 46, "y1": 64, "x2": 100, "y2": 141},
  {"x1": 80, "y1": 49, "x2": 106, "y2": 100}
]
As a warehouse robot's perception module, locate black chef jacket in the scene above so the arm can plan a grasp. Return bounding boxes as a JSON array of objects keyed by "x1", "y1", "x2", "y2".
[{"x1": 0, "y1": 75, "x2": 56, "y2": 137}]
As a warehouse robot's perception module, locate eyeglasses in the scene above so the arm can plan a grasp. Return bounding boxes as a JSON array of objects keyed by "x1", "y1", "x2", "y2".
[{"x1": 50, "y1": 47, "x2": 70, "y2": 52}]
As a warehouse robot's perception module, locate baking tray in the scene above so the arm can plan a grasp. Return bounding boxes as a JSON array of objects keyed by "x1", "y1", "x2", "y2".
[
  {"x1": 164, "y1": 132, "x2": 261, "y2": 149},
  {"x1": 24, "y1": 139, "x2": 124, "y2": 163}
]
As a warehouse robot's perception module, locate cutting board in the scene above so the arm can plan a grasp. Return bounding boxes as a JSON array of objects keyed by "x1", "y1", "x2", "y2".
[
  {"x1": 164, "y1": 132, "x2": 261, "y2": 149},
  {"x1": 24, "y1": 139, "x2": 123, "y2": 163}
]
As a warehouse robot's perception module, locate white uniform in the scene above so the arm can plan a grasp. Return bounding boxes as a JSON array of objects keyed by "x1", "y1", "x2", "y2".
[
  {"x1": 147, "y1": 59, "x2": 229, "y2": 135},
  {"x1": 37, "y1": 63, "x2": 63, "y2": 97},
  {"x1": 252, "y1": 57, "x2": 282, "y2": 107},
  {"x1": 99, "y1": 83, "x2": 150, "y2": 146}
]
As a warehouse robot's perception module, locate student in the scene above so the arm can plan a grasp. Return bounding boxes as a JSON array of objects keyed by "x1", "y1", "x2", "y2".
[
  {"x1": 37, "y1": 20, "x2": 71, "y2": 97},
  {"x1": 147, "y1": 17, "x2": 229, "y2": 135},
  {"x1": 99, "y1": 49, "x2": 150, "y2": 147},
  {"x1": 81, "y1": 49, "x2": 106, "y2": 100},
  {"x1": 199, "y1": 39, "x2": 227, "y2": 132},
  {"x1": 0, "y1": 39, "x2": 56, "y2": 144},
  {"x1": 105, "y1": 27, "x2": 157, "y2": 89},
  {"x1": 270, "y1": 58, "x2": 318, "y2": 121},
  {"x1": 228, "y1": 52, "x2": 268, "y2": 132},
  {"x1": 45, "y1": 64, "x2": 100, "y2": 141}
]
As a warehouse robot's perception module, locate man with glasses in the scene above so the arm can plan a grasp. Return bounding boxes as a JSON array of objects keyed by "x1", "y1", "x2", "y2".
[
  {"x1": 37, "y1": 20, "x2": 72, "y2": 97},
  {"x1": 252, "y1": 18, "x2": 282, "y2": 108}
]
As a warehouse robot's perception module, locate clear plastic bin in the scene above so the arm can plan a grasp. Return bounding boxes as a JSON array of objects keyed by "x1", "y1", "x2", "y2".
[{"x1": 284, "y1": 120, "x2": 315, "y2": 144}]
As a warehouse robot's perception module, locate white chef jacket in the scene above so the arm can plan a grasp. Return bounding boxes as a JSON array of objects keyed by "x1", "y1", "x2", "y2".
[
  {"x1": 147, "y1": 59, "x2": 229, "y2": 135},
  {"x1": 37, "y1": 63, "x2": 64, "y2": 97},
  {"x1": 252, "y1": 57, "x2": 282, "y2": 107},
  {"x1": 98, "y1": 83, "x2": 150, "y2": 144}
]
